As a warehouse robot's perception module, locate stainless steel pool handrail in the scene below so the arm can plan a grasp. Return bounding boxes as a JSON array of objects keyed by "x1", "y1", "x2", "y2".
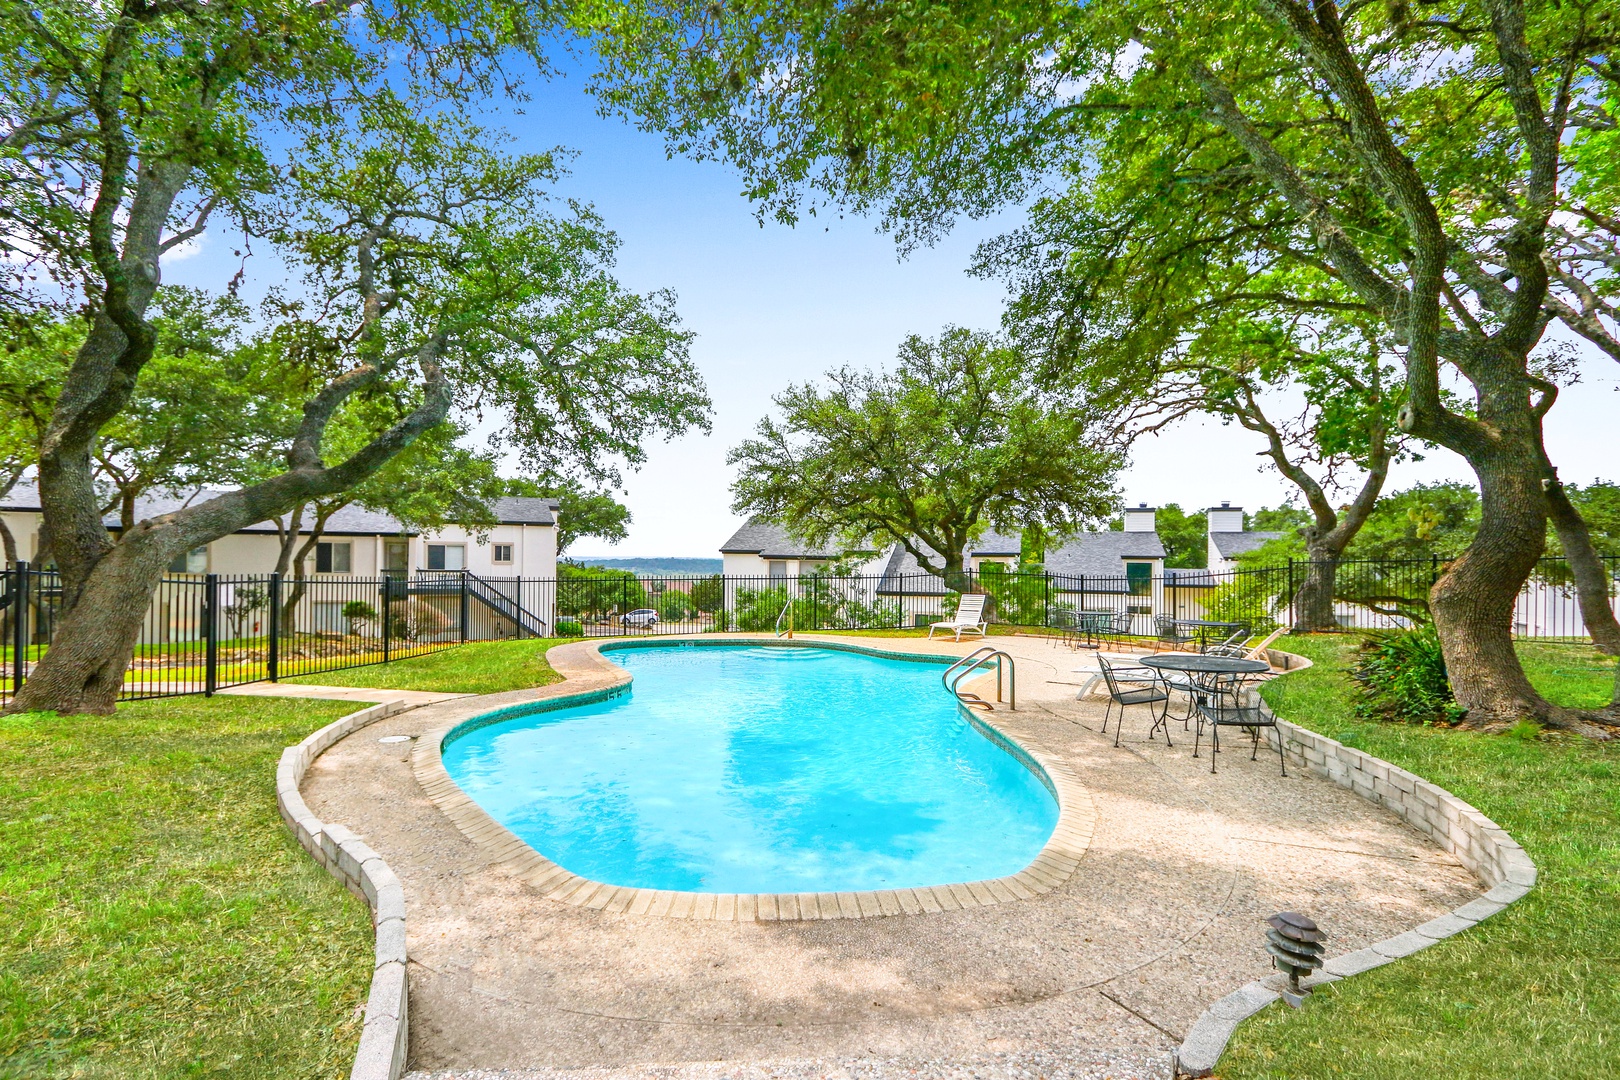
[
  {"x1": 774, "y1": 597, "x2": 793, "y2": 638},
  {"x1": 942, "y1": 646, "x2": 1016, "y2": 711}
]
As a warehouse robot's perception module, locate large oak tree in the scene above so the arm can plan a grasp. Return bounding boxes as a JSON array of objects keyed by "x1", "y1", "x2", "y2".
[
  {"x1": 584, "y1": 0, "x2": 1620, "y2": 730},
  {"x1": 729, "y1": 327, "x2": 1122, "y2": 590},
  {"x1": 2, "y1": 2, "x2": 708, "y2": 713}
]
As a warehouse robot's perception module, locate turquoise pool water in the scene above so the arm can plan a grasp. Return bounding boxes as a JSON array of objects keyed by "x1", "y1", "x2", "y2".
[{"x1": 441, "y1": 644, "x2": 1059, "y2": 894}]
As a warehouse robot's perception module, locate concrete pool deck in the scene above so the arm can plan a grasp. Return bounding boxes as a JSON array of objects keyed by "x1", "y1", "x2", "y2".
[{"x1": 297, "y1": 633, "x2": 1480, "y2": 1080}]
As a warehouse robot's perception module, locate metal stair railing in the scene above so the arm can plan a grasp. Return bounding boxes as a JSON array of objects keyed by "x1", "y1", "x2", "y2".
[
  {"x1": 941, "y1": 646, "x2": 1016, "y2": 712},
  {"x1": 415, "y1": 571, "x2": 549, "y2": 637},
  {"x1": 775, "y1": 597, "x2": 794, "y2": 638}
]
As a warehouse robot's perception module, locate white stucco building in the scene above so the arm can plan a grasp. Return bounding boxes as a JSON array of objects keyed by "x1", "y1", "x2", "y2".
[{"x1": 1, "y1": 481, "x2": 559, "y2": 580}]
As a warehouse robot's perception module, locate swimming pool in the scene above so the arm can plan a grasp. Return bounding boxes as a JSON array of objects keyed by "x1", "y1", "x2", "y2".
[{"x1": 441, "y1": 644, "x2": 1059, "y2": 894}]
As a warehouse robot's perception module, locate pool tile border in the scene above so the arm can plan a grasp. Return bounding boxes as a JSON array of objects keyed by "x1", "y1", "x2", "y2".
[{"x1": 410, "y1": 635, "x2": 1096, "y2": 921}]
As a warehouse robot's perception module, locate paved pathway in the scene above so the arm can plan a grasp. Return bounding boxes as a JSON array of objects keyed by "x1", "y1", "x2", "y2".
[{"x1": 297, "y1": 633, "x2": 1477, "y2": 1080}]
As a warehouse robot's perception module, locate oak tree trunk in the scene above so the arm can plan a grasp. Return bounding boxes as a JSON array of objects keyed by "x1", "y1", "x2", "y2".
[
  {"x1": 1293, "y1": 547, "x2": 1339, "y2": 633},
  {"x1": 1544, "y1": 479, "x2": 1620, "y2": 655},
  {"x1": 7, "y1": 526, "x2": 175, "y2": 714},
  {"x1": 1429, "y1": 447, "x2": 1554, "y2": 729}
]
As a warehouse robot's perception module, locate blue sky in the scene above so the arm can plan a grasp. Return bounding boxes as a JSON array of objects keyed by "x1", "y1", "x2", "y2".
[{"x1": 165, "y1": 56, "x2": 1620, "y2": 558}]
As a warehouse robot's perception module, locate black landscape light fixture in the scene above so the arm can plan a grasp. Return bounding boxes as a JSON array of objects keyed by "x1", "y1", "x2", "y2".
[{"x1": 1265, "y1": 911, "x2": 1325, "y2": 1006}]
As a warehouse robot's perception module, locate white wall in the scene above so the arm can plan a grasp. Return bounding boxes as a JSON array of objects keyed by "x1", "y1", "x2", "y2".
[
  {"x1": 0, "y1": 510, "x2": 557, "y2": 584},
  {"x1": 722, "y1": 552, "x2": 771, "y2": 578},
  {"x1": 418, "y1": 523, "x2": 558, "y2": 580},
  {"x1": 1, "y1": 511, "x2": 40, "y2": 562}
]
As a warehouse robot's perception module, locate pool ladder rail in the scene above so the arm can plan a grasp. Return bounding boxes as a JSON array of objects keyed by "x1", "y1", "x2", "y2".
[
  {"x1": 942, "y1": 647, "x2": 1016, "y2": 712},
  {"x1": 775, "y1": 597, "x2": 793, "y2": 638}
]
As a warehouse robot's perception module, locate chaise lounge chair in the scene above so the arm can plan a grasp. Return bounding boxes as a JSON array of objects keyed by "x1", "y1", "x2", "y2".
[{"x1": 929, "y1": 593, "x2": 989, "y2": 641}]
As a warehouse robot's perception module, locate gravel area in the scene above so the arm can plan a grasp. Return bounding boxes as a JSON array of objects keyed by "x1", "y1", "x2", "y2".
[{"x1": 300, "y1": 634, "x2": 1477, "y2": 1078}]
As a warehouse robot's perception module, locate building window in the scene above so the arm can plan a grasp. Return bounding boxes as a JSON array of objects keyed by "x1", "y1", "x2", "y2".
[
  {"x1": 315, "y1": 541, "x2": 352, "y2": 573},
  {"x1": 384, "y1": 540, "x2": 409, "y2": 573},
  {"x1": 492, "y1": 543, "x2": 513, "y2": 564},
  {"x1": 167, "y1": 546, "x2": 207, "y2": 574},
  {"x1": 768, "y1": 560, "x2": 788, "y2": 580},
  {"x1": 426, "y1": 543, "x2": 465, "y2": 571}
]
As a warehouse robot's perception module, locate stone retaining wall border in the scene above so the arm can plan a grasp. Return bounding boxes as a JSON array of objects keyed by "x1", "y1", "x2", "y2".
[
  {"x1": 1171, "y1": 651, "x2": 1538, "y2": 1077},
  {"x1": 276, "y1": 699, "x2": 415, "y2": 1080}
]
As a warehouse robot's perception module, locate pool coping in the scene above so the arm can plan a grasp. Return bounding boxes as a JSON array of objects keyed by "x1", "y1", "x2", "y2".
[{"x1": 409, "y1": 634, "x2": 1097, "y2": 921}]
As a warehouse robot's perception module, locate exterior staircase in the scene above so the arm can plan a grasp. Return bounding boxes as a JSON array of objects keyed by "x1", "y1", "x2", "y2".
[{"x1": 408, "y1": 571, "x2": 549, "y2": 637}]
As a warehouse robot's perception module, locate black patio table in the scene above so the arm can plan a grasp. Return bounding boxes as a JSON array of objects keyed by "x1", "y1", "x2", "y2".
[
  {"x1": 1140, "y1": 654, "x2": 1268, "y2": 677},
  {"x1": 1169, "y1": 618, "x2": 1251, "y2": 651},
  {"x1": 1139, "y1": 652, "x2": 1268, "y2": 718},
  {"x1": 1141, "y1": 653, "x2": 1272, "y2": 762}
]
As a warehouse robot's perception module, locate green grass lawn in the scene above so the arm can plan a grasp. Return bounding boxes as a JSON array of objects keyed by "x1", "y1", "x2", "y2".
[
  {"x1": 0, "y1": 696, "x2": 373, "y2": 1080},
  {"x1": 1220, "y1": 635, "x2": 1619, "y2": 1079},
  {"x1": 282, "y1": 636, "x2": 574, "y2": 695}
]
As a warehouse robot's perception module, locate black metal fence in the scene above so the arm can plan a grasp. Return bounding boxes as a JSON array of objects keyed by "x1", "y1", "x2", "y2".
[{"x1": 2, "y1": 555, "x2": 1614, "y2": 708}]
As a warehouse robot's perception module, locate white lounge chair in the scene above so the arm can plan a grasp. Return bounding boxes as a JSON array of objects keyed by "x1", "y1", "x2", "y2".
[{"x1": 929, "y1": 593, "x2": 989, "y2": 641}]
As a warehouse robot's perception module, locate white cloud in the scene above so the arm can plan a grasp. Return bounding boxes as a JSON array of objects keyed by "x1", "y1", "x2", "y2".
[{"x1": 163, "y1": 232, "x2": 207, "y2": 261}]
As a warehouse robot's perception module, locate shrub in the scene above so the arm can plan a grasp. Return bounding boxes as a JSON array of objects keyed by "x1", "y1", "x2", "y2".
[
  {"x1": 554, "y1": 618, "x2": 583, "y2": 637},
  {"x1": 977, "y1": 565, "x2": 1048, "y2": 625},
  {"x1": 556, "y1": 563, "x2": 646, "y2": 617},
  {"x1": 341, "y1": 600, "x2": 377, "y2": 636},
  {"x1": 732, "y1": 586, "x2": 789, "y2": 632},
  {"x1": 657, "y1": 590, "x2": 693, "y2": 621},
  {"x1": 689, "y1": 574, "x2": 724, "y2": 613},
  {"x1": 387, "y1": 599, "x2": 450, "y2": 642},
  {"x1": 1352, "y1": 626, "x2": 1465, "y2": 724}
]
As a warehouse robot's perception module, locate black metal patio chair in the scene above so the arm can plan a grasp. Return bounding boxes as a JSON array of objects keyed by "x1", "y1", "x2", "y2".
[
  {"x1": 1155, "y1": 614, "x2": 1193, "y2": 649},
  {"x1": 1096, "y1": 653, "x2": 1173, "y2": 748},
  {"x1": 1192, "y1": 672, "x2": 1287, "y2": 775}
]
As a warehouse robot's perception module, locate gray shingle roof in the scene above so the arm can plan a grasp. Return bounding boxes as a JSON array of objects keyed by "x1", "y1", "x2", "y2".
[
  {"x1": 0, "y1": 480, "x2": 554, "y2": 535},
  {"x1": 491, "y1": 497, "x2": 559, "y2": 526},
  {"x1": 1045, "y1": 530, "x2": 1166, "y2": 577},
  {"x1": 876, "y1": 530, "x2": 1167, "y2": 595},
  {"x1": 1210, "y1": 531, "x2": 1283, "y2": 559},
  {"x1": 719, "y1": 518, "x2": 847, "y2": 560}
]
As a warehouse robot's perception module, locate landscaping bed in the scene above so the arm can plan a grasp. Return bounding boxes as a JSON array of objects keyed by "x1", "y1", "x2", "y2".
[
  {"x1": 1222, "y1": 634, "x2": 1619, "y2": 1078},
  {"x1": 0, "y1": 696, "x2": 373, "y2": 1079}
]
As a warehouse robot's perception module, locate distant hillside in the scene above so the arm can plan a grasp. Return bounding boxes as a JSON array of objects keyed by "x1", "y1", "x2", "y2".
[{"x1": 568, "y1": 556, "x2": 723, "y2": 577}]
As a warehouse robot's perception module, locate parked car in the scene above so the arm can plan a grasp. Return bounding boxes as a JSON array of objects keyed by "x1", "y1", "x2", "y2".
[{"x1": 621, "y1": 608, "x2": 659, "y2": 628}]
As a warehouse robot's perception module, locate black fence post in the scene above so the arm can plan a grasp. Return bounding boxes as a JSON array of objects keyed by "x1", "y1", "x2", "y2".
[
  {"x1": 460, "y1": 570, "x2": 470, "y2": 642},
  {"x1": 381, "y1": 573, "x2": 392, "y2": 663},
  {"x1": 11, "y1": 561, "x2": 28, "y2": 699},
  {"x1": 204, "y1": 573, "x2": 219, "y2": 697},
  {"x1": 267, "y1": 572, "x2": 280, "y2": 681}
]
